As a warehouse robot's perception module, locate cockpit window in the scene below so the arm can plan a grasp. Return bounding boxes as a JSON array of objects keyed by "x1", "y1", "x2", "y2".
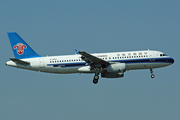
[{"x1": 160, "y1": 54, "x2": 167, "y2": 57}]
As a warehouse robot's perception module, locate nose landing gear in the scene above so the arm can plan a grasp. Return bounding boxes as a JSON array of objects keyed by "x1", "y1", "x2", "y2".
[{"x1": 150, "y1": 69, "x2": 155, "y2": 78}]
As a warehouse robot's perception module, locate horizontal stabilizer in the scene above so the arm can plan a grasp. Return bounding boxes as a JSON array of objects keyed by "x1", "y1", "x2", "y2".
[{"x1": 10, "y1": 58, "x2": 30, "y2": 66}]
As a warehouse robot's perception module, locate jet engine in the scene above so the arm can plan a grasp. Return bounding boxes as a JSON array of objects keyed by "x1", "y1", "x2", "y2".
[
  {"x1": 101, "y1": 72, "x2": 124, "y2": 78},
  {"x1": 106, "y1": 63, "x2": 126, "y2": 72},
  {"x1": 101, "y1": 63, "x2": 126, "y2": 78}
]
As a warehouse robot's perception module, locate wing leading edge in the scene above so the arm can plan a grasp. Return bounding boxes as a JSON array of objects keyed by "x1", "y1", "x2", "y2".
[{"x1": 78, "y1": 51, "x2": 109, "y2": 68}]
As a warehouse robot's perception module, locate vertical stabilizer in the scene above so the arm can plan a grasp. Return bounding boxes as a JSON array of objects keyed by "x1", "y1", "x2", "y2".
[{"x1": 7, "y1": 32, "x2": 41, "y2": 59}]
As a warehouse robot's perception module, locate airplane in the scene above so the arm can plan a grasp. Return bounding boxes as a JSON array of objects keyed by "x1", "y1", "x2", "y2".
[{"x1": 6, "y1": 32, "x2": 174, "y2": 84}]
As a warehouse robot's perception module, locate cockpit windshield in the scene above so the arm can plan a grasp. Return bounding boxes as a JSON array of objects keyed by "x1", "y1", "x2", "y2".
[{"x1": 160, "y1": 54, "x2": 167, "y2": 57}]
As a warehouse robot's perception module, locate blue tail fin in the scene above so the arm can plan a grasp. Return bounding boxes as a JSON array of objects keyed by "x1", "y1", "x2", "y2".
[{"x1": 7, "y1": 32, "x2": 41, "y2": 59}]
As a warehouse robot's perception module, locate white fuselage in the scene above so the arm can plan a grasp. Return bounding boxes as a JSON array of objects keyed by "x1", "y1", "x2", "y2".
[{"x1": 6, "y1": 50, "x2": 174, "y2": 74}]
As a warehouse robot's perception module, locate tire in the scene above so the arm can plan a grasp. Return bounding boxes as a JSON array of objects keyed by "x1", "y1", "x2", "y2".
[
  {"x1": 93, "y1": 79, "x2": 98, "y2": 84},
  {"x1": 151, "y1": 74, "x2": 155, "y2": 78},
  {"x1": 94, "y1": 75, "x2": 99, "y2": 80}
]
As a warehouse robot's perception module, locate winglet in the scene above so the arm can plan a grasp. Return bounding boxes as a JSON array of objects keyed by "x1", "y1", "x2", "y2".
[{"x1": 75, "y1": 49, "x2": 80, "y2": 55}]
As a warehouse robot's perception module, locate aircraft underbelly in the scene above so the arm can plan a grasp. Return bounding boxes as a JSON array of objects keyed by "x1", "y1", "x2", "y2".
[
  {"x1": 126, "y1": 62, "x2": 171, "y2": 70},
  {"x1": 45, "y1": 66, "x2": 79, "y2": 74}
]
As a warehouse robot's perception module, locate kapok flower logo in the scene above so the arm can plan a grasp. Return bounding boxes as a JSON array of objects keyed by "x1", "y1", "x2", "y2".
[{"x1": 13, "y1": 43, "x2": 27, "y2": 55}]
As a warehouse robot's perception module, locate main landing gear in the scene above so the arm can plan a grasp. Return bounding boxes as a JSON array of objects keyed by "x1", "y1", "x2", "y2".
[
  {"x1": 93, "y1": 72, "x2": 99, "y2": 84},
  {"x1": 150, "y1": 68, "x2": 155, "y2": 78}
]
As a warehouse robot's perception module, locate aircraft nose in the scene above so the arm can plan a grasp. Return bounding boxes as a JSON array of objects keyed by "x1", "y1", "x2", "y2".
[
  {"x1": 172, "y1": 58, "x2": 174, "y2": 64},
  {"x1": 170, "y1": 57, "x2": 174, "y2": 64}
]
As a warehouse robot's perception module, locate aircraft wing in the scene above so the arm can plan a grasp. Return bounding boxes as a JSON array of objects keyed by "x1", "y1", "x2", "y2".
[
  {"x1": 78, "y1": 51, "x2": 109, "y2": 67},
  {"x1": 10, "y1": 58, "x2": 30, "y2": 66}
]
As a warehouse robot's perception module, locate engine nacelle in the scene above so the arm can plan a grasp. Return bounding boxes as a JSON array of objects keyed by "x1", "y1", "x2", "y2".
[
  {"x1": 101, "y1": 72, "x2": 124, "y2": 78},
  {"x1": 107, "y1": 63, "x2": 126, "y2": 72}
]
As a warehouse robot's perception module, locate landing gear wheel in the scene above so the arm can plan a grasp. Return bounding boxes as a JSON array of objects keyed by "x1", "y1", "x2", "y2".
[
  {"x1": 93, "y1": 79, "x2": 98, "y2": 84},
  {"x1": 94, "y1": 75, "x2": 99, "y2": 80},
  {"x1": 93, "y1": 75, "x2": 99, "y2": 84},
  {"x1": 151, "y1": 74, "x2": 155, "y2": 78},
  {"x1": 93, "y1": 71, "x2": 99, "y2": 84},
  {"x1": 150, "y1": 69, "x2": 155, "y2": 78}
]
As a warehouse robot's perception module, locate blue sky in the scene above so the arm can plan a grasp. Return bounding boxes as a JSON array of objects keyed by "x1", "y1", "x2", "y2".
[{"x1": 1, "y1": 0, "x2": 180, "y2": 120}]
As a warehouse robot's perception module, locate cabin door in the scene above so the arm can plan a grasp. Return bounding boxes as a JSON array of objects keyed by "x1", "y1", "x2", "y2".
[
  {"x1": 39, "y1": 58, "x2": 45, "y2": 68},
  {"x1": 149, "y1": 51, "x2": 155, "y2": 61}
]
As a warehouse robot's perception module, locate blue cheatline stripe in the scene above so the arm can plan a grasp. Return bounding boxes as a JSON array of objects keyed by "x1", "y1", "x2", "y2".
[
  {"x1": 47, "y1": 57, "x2": 174, "y2": 68},
  {"x1": 47, "y1": 62, "x2": 87, "y2": 67}
]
